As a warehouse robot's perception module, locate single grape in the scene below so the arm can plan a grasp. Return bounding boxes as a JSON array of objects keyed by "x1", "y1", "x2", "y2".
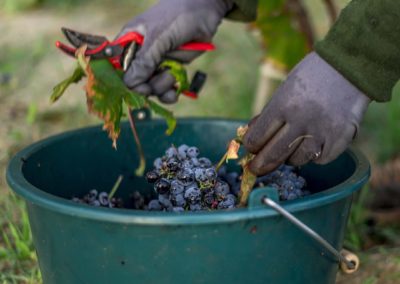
[
  {"x1": 189, "y1": 203, "x2": 202, "y2": 211},
  {"x1": 191, "y1": 158, "x2": 200, "y2": 167},
  {"x1": 98, "y1": 192, "x2": 110, "y2": 206},
  {"x1": 184, "y1": 186, "x2": 201, "y2": 204},
  {"x1": 166, "y1": 158, "x2": 179, "y2": 172},
  {"x1": 87, "y1": 189, "x2": 98, "y2": 202},
  {"x1": 177, "y1": 168, "x2": 194, "y2": 185},
  {"x1": 170, "y1": 180, "x2": 185, "y2": 195},
  {"x1": 146, "y1": 171, "x2": 160, "y2": 183},
  {"x1": 171, "y1": 194, "x2": 186, "y2": 207},
  {"x1": 148, "y1": 200, "x2": 162, "y2": 211},
  {"x1": 165, "y1": 146, "x2": 178, "y2": 159},
  {"x1": 172, "y1": 207, "x2": 185, "y2": 212},
  {"x1": 215, "y1": 180, "x2": 230, "y2": 196},
  {"x1": 187, "y1": 147, "x2": 200, "y2": 158},
  {"x1": 154, "y1": 178, "x2": 171, "y2": 194},
  {"x1": 90, "y1": 200, "x2": 101, "y2": 207},
  {"x1": 159, "y1": 194, "x2": 173, "y2": 210},
  {"x1": 153, "y1": 158, "x2": 163, "y2": 170},
  {"x1": 131, "y1": 191, "x2": 145, "y2": 209},
  {"x1": 194, "y1": 168, "x2": 207, "y2": 183},
  {"x1": 198, "y1": 157, "x2": 212, "y2": 168}
]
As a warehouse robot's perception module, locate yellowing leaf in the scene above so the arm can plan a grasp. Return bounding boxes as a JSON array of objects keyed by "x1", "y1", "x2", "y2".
[
  {"x1": 237, "y1": 125, "x2": 248, "y2": 141},
  {"x1": 226, "y1": 140, "x2": 241, "y2": 162},
  {"x1": 239, "y1": 154, "x2": 256, "y2": 207}
]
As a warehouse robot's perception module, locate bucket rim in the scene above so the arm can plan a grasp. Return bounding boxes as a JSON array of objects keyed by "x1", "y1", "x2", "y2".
[{"x1": 6, "y1": 118, "x2": 370, "y2": 225}]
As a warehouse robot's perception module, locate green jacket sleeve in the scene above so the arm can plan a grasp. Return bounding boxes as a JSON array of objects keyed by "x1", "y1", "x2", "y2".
[
  {"x1": 225, "y1": 0, "x2": 258, "y2": 22},
  {"x1": 315, "y1": 0, "x2": 400, "y2": 102}
]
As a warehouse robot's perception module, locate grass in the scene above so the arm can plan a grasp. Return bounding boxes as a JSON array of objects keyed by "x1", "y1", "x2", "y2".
[{"x1": 0, "y1": 195, "x2": 41, "y2": 284}]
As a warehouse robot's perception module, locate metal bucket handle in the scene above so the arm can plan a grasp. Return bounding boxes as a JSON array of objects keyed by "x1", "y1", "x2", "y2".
[{"x1": 248, "y1": 187, "x2": 359, "y2": 274}]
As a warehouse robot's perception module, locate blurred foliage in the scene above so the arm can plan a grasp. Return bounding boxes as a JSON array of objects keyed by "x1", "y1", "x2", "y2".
[
  {"x1": 0, "y1": 0, "x2": 43, "y2": 13},
  {"x1": 0, "y1": 194, "x2": 41, "y2": 283},
  {"x1": 255, "y1": 0, "x2": 311, "y2": 70},
  {"x1": 362, "y1": 84, "x2": 400, "y2": 162}
]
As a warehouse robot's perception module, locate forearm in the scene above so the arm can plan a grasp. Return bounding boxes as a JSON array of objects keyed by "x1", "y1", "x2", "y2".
[{"x1": 315, "y1": 0, "x2": 400, "y2": 102}]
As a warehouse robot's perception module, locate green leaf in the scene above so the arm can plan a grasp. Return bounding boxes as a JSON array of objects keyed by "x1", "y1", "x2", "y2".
[
  {"x1": 147, "y1": 100, "x2": 176, "y2": 135},
  {"x1": 160, "y1": 60, "x2": 189, "y2": 94},
  {"x1": 50, "y1": 65, "x2": 84, "y2": 103}
]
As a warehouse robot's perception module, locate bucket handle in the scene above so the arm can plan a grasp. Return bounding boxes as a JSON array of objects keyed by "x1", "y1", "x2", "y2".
[{"x1": 249, "y1": 188, "x2": 359, "y2": 274}]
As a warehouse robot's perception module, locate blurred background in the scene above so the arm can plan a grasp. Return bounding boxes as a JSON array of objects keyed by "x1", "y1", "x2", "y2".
[{"x1": 1, "y1": 0, "x2": 399, "y2": 283}]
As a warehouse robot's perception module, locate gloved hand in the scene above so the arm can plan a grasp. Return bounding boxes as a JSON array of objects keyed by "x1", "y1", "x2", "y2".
[
  {"x1": 117, "y1": 0, "x2": 234, "y2": 103},
  {"x1": 243, "y1": 52, "x2": 370, "y2": 176}
]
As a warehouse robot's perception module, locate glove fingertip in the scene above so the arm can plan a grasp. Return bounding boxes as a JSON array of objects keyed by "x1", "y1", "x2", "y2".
[{"x1": 158, "y1": 90, "x2": 179, "y2": 104}]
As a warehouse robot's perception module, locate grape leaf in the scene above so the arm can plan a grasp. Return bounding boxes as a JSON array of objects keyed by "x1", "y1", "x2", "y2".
[
  {"x1": 160, "y1": 60, "x2": 190, "y2": 94},
  {"x1": 146, "y1": 100, "x2": 176, "y2": 135},
  {"x1": 50, "y1": 66, "x2": 84, "y2": 103},
  {"x1": 51, "y1": 48, "x2": 177, "y2": 148}
]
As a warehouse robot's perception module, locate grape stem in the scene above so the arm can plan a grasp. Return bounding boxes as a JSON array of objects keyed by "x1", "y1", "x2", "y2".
[
  {"x1": 109, "y1": 175, "x2": 124, "y2": 199},
  {"x1": 127, "y1": 107, "x2": 146, "y2": 176},
  {"x1": 215, "y1": 152, "x2": 228, "y2": 172}
]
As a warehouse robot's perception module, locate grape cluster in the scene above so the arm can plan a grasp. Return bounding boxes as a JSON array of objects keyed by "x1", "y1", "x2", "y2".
[
  {"x1": 145, "y1": 145, "x2": 238, "y2": 212},
  {"x1": 71, "y1": 189, "x2": 123, "y2": 208},
  {"x1": 219, "y1": 164, "x2": 310, "y2": 201},
  {"x1": 71, "y1": 146, "x2": 310, "y2": 211}
]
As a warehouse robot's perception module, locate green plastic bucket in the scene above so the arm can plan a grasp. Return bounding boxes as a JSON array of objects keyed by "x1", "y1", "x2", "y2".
[{"x1": 6, "y1": 118, "x2": 370, "y2": 284}]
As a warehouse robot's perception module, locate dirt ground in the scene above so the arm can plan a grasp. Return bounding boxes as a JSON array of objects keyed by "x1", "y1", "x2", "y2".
[{"x1": 1, "y1": 1, "x2": 399, "y2": 283}]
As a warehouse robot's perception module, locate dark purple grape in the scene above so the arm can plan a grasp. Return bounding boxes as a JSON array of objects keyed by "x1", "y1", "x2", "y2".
[
  {"x1": 131, "y1": 191, "x2": 145, "y2": 209},
  {"x1": 184, "y1": 186, "x2": 201, "y2": 204},
  {"x1": 71, "y1": 197, "x2": 81, "y2": 203},
  {"x1": 153, "y1": 158, "x2": 163, "y2": 170},
  {"x1": 171, "y1": 194, "x2": 186, "y2": 207},
  {"x1": 170, "y1": 180, "x2": 185, "y2": 195},
  {"x1": 90, "y1": 200, "x2": 101, "y2": 207},
  {"x1": 191, "y1": 158, "x2": 200, "y2": 167},
  {"x1": 172, "y1": 207, "x2": 185, "y2": 212},
  {"x1": 198, "y1": 157, "x2": 212, "y2": 168},
  {"x1": 154, "y1": 178, "x2": 171, "y2": 194},
  {"x1": 165, "y1": 147, "x2": 178, "y2": 159},
  {"x1": 148, "y1": 200, "x2": 162, "y2": 211},
  {"x1": 87, "y1": 189, "x2": 98, "y2": 202},
  {"x1": 159, "y1": 194, "x2": 173, "y2": 210},
  {"x1": 146, "y1": 171, "x2": 160, "y2": 183},
  {"x1": 166, "y1": 158, "x2": 179, "y2": 172},
  {"x1": 215, "y1": 180, "x2": 230, "y2": 196},
  {"x1": 187, "y1": 147, "x2": 200, "y2": 158},
  {"x1": 177, "y1": 168, "x2": 194, "y2": 185},
  {"x1": 189, "y1": 203, "x2": 202, "y2": 211},
  {"x1": 98, "y1": 192, "x2": 110, "y2": 206},
  {"x1": 218, "y1": 194, "x2": 236, "y2": 209},
  {"x1": 203, "y1": 190, "x2": 215, "y2": 207}
]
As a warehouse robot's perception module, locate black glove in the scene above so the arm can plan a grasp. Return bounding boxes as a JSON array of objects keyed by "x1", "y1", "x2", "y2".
[
  {"x1": 117, "y1": 0, "x2": 234, "y2": 103},
  {"x1": 243, "y1": 52, "x2": 370, "y2": 175}
]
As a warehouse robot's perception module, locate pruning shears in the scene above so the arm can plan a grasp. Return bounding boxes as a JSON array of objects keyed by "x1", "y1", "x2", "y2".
[{"x1": 56, "y1": 27, "x2": 215, "y2": 98}]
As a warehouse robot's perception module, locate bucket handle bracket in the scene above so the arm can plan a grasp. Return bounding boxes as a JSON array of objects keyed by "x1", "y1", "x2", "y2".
[{"x1": 249, "y1": 187, "x2": 359, "y2": 274}]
